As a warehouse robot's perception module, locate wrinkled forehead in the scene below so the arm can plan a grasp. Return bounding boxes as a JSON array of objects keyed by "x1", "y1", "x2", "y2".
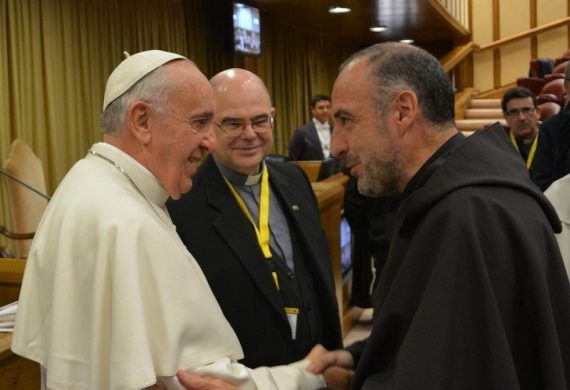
[
  {"x1": 164, "y1": 69, "x2": 215, "y2": 120},
  {"x1": 214, "y1": 84, "x2": 271, "y2": 116}
]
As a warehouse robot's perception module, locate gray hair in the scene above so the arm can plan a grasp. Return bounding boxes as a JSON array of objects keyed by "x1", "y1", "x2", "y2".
[
  {"x1": 341, "y1": 42, "x2": 455, "y2": 127},
  {"x1": 101, "y1": 63, "x2": 176, "y2": 135}
]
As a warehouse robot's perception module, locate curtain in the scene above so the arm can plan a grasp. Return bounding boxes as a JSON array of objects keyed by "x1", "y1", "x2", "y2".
[{"x1": 0, "y1": 0, "x2": 346, "y2": 253}]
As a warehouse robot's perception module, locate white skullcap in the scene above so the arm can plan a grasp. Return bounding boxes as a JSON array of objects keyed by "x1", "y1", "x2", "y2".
[{"x1": 102, "y1": 50, "x2": 186, "y2": 111}]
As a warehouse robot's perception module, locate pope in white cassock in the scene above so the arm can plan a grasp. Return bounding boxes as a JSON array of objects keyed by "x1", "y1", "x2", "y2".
[{"x1": 11, "y1": 50, "x2": 326, "y2": 389}]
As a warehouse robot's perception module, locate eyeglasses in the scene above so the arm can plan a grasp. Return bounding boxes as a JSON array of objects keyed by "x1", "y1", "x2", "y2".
[
  {"x1": 505, "y1": 107, "x2": 536, "y2": 117},
  {"x1": 215, "y1": 115, "x2": 273, "y2": 137}
]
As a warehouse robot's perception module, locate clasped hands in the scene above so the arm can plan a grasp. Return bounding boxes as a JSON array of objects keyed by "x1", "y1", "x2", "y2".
[
  {"x1": 173, "y1": 344, "x2": 354, "y2": 390},
  {"x1": 305, "y1": 344, "x2": 354, "y2": 390}
]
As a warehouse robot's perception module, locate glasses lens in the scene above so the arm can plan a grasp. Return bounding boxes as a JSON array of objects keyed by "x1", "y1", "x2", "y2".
[
  {"x1": 508, "y1": 107, "x2": 534, "y2": 116},
  {"x1": 252, "y1": 116, "x2": 272, "y2": 133}
]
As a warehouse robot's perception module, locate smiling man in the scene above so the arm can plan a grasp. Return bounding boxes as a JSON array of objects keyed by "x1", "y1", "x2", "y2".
[
  {"x1": 168, "y1": 68, "x2": 342, "y2": 371},
  {"x1": 501, "y1": 86, "x2": 541, "y2": 182},
  {"x1": 305, "y1": 42, "x2": 570, "y2": 390},
  {"x1": 289, "y1": 94, "x2": 333, "y2": 161},
  {"x1": 12, "y1": 51, "x2": 327, "y2": 390}
]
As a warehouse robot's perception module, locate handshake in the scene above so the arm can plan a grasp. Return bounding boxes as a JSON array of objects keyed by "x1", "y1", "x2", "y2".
[
  {"x1": 305, "y1": 344, "x2": 355, "y2": 390},
  {"x1": 174, "y1": 344, "x2": 356, "y2": 390}
]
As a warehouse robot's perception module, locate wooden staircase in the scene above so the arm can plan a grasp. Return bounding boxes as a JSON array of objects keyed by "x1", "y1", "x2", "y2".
[{"x1": 456, "y1": 98, "x2": 506, "y2": 135}]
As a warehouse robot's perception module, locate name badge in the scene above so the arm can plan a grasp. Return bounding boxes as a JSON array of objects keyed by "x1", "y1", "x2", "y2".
[{"x1": 285, "y1": 307, "x2": 299, "y2": 339}]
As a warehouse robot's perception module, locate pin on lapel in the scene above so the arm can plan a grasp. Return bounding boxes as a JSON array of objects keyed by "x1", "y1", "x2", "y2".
[{"x1": 291, "y1": 204, "x2": 300, "y2": 211}]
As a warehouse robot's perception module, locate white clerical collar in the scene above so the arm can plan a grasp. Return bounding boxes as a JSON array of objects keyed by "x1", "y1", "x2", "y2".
[
  {"x1": 213, "y1": 156, "x2": 264, "y2": 186},
  {"x1": 87, "y1": 142, "x2": 170, "y2": 207}
]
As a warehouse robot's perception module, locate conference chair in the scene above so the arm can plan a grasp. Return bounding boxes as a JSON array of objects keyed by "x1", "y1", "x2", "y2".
[
  {"x1": 552, "y1": 60, "x2": 568, "y2": 75},
  {"x1": 2, "y1": 139, "x2": 49, "y2": 258},
  {"x1": 516, "y1": 76, "x2": 544, "y2": 96},
  {"x1": 0, "y1": 209, "x2": 34, "y2": 258},
  {"x1": 540, "y1": 78, "x2": 566, "y2": 106},
  {"x1": 539, "y1": 101, "x2": 562, "y2": 122}
]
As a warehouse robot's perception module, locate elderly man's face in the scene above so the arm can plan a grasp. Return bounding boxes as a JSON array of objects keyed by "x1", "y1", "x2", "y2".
[
  {"x1": 504, "y1": 97, "x2": 540, "y2": 140},
  {"x1": 330, "y1": 59, "x2": 404, "y2": 196},
  {"x1": 212, "y1": 78, "x2": 274, "y2": 175},
  {"x1": 147, "y1": 61, "x2": 216, "y2": 200}
]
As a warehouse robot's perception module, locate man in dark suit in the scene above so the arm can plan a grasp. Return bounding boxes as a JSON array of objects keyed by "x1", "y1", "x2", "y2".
[
  {"x1": 289, "y1": 94, "x2": 333, "y2": 161},
  {"x1": 167, "y1": 68, "x2": 343, "y2": 369},
  {"x1": 500, "y1": 86, "x2": 542, "y2": 184}
]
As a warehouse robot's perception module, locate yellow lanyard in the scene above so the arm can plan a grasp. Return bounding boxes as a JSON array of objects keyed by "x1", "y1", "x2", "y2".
[
  {"x1": 509, "y1": 131, "x2": 538, "y2": 170},
  {"x1": 222, "y1": 166, "x2": 272, "y2": 259}
]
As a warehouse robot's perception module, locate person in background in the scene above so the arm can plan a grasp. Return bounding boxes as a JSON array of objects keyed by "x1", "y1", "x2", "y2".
[
  {"x1": 289, "y1": 94, "x2": 333, "y2": 161},
  {"x1": 533, "y1": 64, "x2": 570, "y2": 191},
  {"x1": 342, "y1": 175, "x2": 399, "y2": 308},
  {"x1": 11, "y1": 50, "x2": 327, "y2": 390},
  {"x1": 167, "y1": 69, "x2": 343, "y2": 369},
  {"x1": 305, "y1": 42, "x2": 570, "y2": 389},
  {"x1": 501, "y1": 86, "x2": 542, "y2": 184},
  {"x1": 545, "y1": 173, "x2": 570, "y2": 281}
]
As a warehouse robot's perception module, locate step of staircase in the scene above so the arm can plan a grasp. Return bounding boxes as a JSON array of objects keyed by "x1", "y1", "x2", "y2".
[
  {"x1": 456, "y1": 118, "x2": 506, "y2": 132},
  {"x1": 464, "y1": 108, "x2": 504, "y2": 119},
  {"x1": 468, "y1": 98, "x2": 502, "y2": 109}
]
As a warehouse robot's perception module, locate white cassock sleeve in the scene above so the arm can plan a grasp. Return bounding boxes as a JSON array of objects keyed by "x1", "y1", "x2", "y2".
[{"x1": 157, "y1": 358, "x2": 325, "y2": 389}]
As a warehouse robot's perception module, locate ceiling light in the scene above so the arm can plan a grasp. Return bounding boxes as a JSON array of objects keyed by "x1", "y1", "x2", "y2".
[
  {"x1": 370, "y1": 26, "x2": 387, "y2": 32},
  {"x1": 329, "y1": 6, "x2": 351, "y2": 14},
  {"x1": 400, "y1": 39, "x2": 414, "y2": 44}
]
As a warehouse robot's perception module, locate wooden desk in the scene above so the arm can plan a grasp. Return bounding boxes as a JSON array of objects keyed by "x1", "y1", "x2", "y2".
[
  {"x1": 0, "y1": 258, "x2": 26, "y2": 307},
  {"x1": 290, "y1": 161, "x2": 322, "y2": 182},
  {"x1": 0, "y1": 333, "x2": 40, "y2": 389},
  {"x1": 0, "y1": 258, "x2": 40, "y2": 389},
  {"x1": 312, "y1": 179, "x2": 352, "y2": 337}
]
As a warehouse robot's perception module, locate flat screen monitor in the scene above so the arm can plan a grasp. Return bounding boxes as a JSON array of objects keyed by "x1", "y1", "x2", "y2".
[
  {"x1": 340, "y1": 217, "x2": 352, "y2": 277},
  {"x1": 233, "y1": 2, "x2": 261, "y2": 55}
]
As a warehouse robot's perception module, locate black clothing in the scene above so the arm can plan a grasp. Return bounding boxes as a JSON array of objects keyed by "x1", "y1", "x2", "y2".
[
  {"x1": 289, "y1": 121, "x2": 330, "y2": 161},
  {"x1": 167, "y1": 156, "x2": 343, "y2": 368},
  {"x1": 348, "y1": 124, "x2": 570, "y2": 389},
  {"x1": 343, "y1": 175, "x2": 399, "y2": 307},
  {"x1": 534, "y1": 108, "x2": 570, "y2": 190}
]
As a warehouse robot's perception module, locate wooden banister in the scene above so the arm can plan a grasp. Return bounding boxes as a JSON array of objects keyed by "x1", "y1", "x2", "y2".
[
  {"x1": 428, "y1": 0, "x2": 470, "y2": 36},
  {"x1": 441, "y1": 42, "x2": 476, "y2": 72},
  {"x1": 477, "y1": 17, "x2": 570, "y2": 52}
]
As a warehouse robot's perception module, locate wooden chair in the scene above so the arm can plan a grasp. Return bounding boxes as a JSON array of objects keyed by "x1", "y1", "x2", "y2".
[
  {"x1": 0, "y1": 219, "x2": 34, "y2": 258},
  {"x1": 2, "y1": 139, "x2": 49, "y2": 258}
]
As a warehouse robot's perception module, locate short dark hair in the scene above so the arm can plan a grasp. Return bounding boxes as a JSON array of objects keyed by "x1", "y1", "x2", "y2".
[
  {"x1": 311, "y1": 94, "x2": 331, "y2": 108},
  {"x1": 340, "y1": 42, "x2": 455, "y2": 127},
  {"x1": 501, "y1": 86, "x2": 538, "y2": 113}
]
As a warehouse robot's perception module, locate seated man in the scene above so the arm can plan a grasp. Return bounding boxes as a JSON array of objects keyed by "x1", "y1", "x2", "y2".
[
  {"x1": 289, "y1": 94, "x2": 333, "y2": 161},
  {"x1": 501, "y1": 86, "x2": 541, "y2": 184},
  {"x1": 168, "y1": 69, "x2": 343, "y2": 369},
  {"x1": 12, "y1": 50, "x2": 326, "y2": 390}
]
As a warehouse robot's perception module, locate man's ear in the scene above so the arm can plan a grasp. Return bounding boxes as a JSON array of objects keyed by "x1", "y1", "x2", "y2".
[
  {"x1": 126, "y1": 101, "x2": 153, "y2": 145},
  {"x1": 393, "y1": 90, "x2": 418, "y2": 130}
]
